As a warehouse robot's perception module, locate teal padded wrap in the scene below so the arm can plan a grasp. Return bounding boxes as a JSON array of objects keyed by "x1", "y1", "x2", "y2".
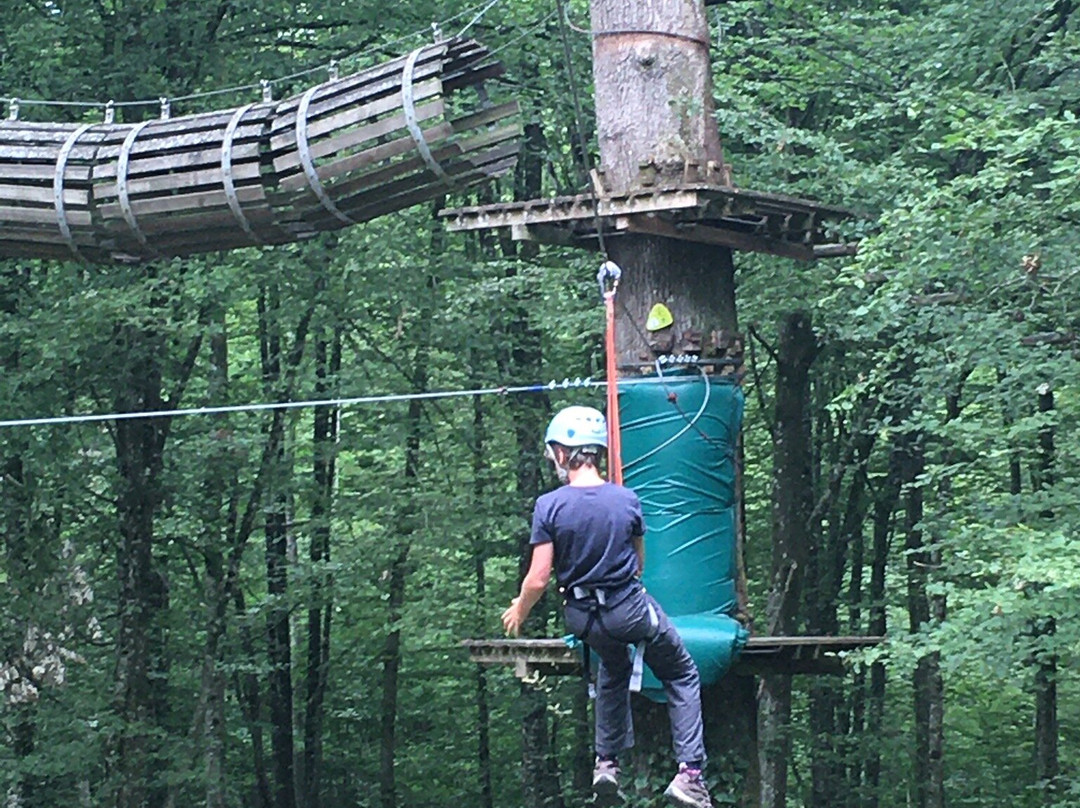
[
  {"x1": 620, "y1": 374, "x2": 743, "y2": 617},
  {"x1": 618, "y1": 373, "x2": 746, "y2": 700},
  {"x1": 639, "y1": 614, "x2": 749, "y2": 702}
]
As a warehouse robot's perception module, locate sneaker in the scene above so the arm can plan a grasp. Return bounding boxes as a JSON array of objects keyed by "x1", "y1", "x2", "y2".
[
  {"x1": 664, "y1": 766, "x2": 712, "y2": 808},
  {"x1": 592, "y1": 757, "x2": 620, "y2": 799}
]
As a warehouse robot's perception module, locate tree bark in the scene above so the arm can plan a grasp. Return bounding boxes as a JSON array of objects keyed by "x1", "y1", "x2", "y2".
[
  {"x1": 470, "y1": 390, "x2": 496, "y2": 808},
  {"x1": 1032, "y1": 383, "x2": 1059, "y2": 798},
  {"x1": 865, "y1": 445, "x2": 902, "y2": 808},
  {"x1": 380, "y1": 233, "x2": 437, "y2": 808},
  {"x1": 902, "y1": 429, "x2": 945, "y2": 808},
  {"x1": 303, "y1": 327, "x2": 340, "y2": 808},
  {"x1": 111, "y1": 297, "x2": 185, "y2": 808},
  {"x1": 590, "y1": 0, "x2": 726, "y2": 194},
  {"x1": 759, "y1": 312, "x2": 817, "y2": 808},
  {"x1": 198, "y1": 306, "x2": 231, "y2": 808},
  {"x1": 259, "y1": 282, "x2": 299, "y2": 808}
]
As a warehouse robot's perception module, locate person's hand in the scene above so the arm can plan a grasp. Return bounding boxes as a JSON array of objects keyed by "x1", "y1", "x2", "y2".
[{"x1": 501, "y1": 597, "x2": 525, "y2": 637}]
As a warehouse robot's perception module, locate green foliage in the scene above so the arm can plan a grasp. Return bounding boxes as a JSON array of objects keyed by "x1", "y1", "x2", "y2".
[{"x1": 2, "y1": 0, "x2": 1079, "y2": 806}]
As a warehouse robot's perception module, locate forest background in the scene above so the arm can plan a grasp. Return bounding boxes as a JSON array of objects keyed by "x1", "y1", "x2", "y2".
[{"x1": 0, "y1": 1, "x2": 1077, "y2": 808}]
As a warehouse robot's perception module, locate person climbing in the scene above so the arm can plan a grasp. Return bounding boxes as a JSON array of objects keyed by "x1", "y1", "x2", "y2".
[{"x1": 501, "y1": 405, "x2": 712, "y2": 808}]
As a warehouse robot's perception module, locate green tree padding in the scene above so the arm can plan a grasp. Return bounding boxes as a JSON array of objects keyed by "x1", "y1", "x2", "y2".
[{"x1": 619, "y1": 373, "x2": 748, "y2": 697}]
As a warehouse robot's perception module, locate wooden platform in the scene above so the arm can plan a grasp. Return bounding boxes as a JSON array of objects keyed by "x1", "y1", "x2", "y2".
[
  {"x1": 463, "y1": 635, "x2": 883, "y2": 678},
  {"x1": 440, "y1": 184, "x2": 858, "y2": 261}
]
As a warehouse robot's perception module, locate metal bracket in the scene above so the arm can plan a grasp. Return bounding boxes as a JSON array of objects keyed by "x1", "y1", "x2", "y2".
[
  {"x1": 221, "y1": 103, "x2": 262, "y2": 243},
  {"x1": 117, "y1": 120, "x2": 160, "y2": 256},
  {"x1": 54, "y1": 123, "x2": 95, "y2": 263},
  {"x1": 295, "y1": 85, "x2": 355, "y2": 225},
  {"x1": 402, "y1": 45, "x2": 453, "y2": 189}
]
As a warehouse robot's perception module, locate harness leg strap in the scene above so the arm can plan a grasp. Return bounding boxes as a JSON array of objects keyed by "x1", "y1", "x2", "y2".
[{"x1": 629, "y1": 602, "x2": 660, "y2": 693}]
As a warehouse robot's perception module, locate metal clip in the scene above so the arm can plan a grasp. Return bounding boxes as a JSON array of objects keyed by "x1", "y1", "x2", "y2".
[
  {"x1": 261, "y1": 80, "x2": 273, "y2": 103},
  {"x1": 159, "y1": 97, "x2": 171, "y2": 120},
  {"x1": 8, "y1": 98, "x2": 18, "y2": 121},
  {"x1": 328, "y1": 60, "x2": 339, "y2": 81},
  {"x1": 103, "y1": 100, "x2": 115, "y2": 124}
]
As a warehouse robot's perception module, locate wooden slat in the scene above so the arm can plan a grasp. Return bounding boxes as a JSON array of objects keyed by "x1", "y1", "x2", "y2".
[
  {"x1": 268, "y1": 76, "x2": 441, "y2": 154},
  {"x1": 270, "y1": 55, "x2": 444, "y2": 134},
  {"x1": 93, "y1": 141, "x2": 262, "y2": 180},
  {"x1": 274, "y1": 121, "x2": 454, "y2": 194},
  {"x1": 0, "y1": 184, "x2": 89, "y2": 205},
  {"x1": 0, "y1": 164, "x2": 93, "y2": 182},
  {"x1": 0, "y1": 205, "x2": 91, "y2": 226},
  {"x1": 448, "y1": 100, "x2": 520, "y2": 133},
  {"x1": 272, "y1": 96, "x2": 444, "y2": 174},
  {"x1": 97, "y1": 183, "x2": 265, "y2": 220},
  {"x1": 93, "y1": 161, "x2": 263, "y2": 199}
]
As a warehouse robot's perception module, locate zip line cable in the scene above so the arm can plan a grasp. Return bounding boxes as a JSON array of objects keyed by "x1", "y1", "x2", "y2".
[{"x1": 0, "y1": 376, "x2": 683, "y2": 430}]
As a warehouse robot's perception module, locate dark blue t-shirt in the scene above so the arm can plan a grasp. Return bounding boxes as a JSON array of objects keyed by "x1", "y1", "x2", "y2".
[{"x1": 529, "y1": 482, "x2": 644, "y2": 591}]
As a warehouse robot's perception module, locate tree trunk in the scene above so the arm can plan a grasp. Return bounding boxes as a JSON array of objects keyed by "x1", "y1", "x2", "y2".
[
  {"x1": 1032, "y1": 383, "x2": 1058, "y2": 797},
  {"x1": 759, "y1": 312, "x2": 817, "y2": 808},
  {"x1": 380, "y1": 244, "x2": 435, "y2": 807},
  {"x1": 865, "y1": 445, "x2": 902, "y2": 808},
  {"x1": 379, "y1": 542, "x2": 411, "y2": 808},
  {"x1": 470, "y1": 390, "x2": 496, "y2": 808},
  {"x1": 590, "y1": 0, "x2": 726, "y2": 196},
  {"x1": 1, "y1": 268, "x2": 43, "y2": 808},
  {"x1": 259, "y1": 283, "x2": 298, "y2": 808},
  {"x1": 303, "y1": 328, "x2": 341, "y2": 808},
  {"x1": 199, "y1": 307, "x2": 231, "y2": 808},
  {"x1": 111, "y1": 313, "x2": 175, "y2": 808},
  {"x1": 807, "y1": 420, "x2": 874, "y2": 808},
  {"x1": 588, "y1": 4, "x2": 755, "y2": 799},
  {"x1": 499, "y1": 94, "x2": 563, "y2": 808},
  {"x1": 902, "y1": 431, "x2": 945, "y2": 808}
]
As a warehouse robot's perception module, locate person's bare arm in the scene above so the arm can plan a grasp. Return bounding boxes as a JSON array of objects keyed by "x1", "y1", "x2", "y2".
[{"x1": 502, "y1": 542, "x2": 554, "y2": 636}]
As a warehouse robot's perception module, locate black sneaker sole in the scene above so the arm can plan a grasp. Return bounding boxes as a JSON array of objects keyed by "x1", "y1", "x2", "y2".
[
  {"x1": 593, "y1": 777, "x2": 622, "y2": 805},
  {"x1": 664, "y1": 784, "x2": 709, "y2": 808}
]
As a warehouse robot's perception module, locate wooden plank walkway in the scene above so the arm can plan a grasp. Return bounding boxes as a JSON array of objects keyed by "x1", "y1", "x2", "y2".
[
  {"x1": 463, "y1": 635, "x2": 883, "y2": 678},
  {"x1": 440, "y1": 183, "x2": 859, "y2": 261}
]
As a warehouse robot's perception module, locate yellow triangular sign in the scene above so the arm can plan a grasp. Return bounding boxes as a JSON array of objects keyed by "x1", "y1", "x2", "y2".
[{"x1": 646, "y1": 303, "x2": 673, "y2": 332}]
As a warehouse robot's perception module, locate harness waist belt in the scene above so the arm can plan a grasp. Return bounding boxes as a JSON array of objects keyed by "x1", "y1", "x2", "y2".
[{"x1": 567, "y1": 579, "x2": 640, "y2": 607}]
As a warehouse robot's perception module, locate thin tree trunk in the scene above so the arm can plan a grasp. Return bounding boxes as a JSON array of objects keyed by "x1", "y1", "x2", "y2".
[
  {"x1": 303, "y1": 328, "x2": 340, "y2": 808},
  {"x1": 1032, "y1": 383, "x2": 1058, "y2": 797},
  {"x1": 865, "y1": 448, "x2": 901, "y2": 808},
  {"x1": 759, "y1": 312, "x2": 817, "y2": 808},
  {"x1": 112, "y1": 303, "x2": 186, "y2": 808},
  {"x1": 380, "y1": 232, "x2": 437, "y2": 807},
  {"x1": 470, "y1": 389, "x2": 496, "y2": 808},
  {"x1": 199, "y1": 307, "x2": 231, "y2": 808},
  {"x1": 259, "y1": 283, "x2": 298, "y2": 808},
  {"x1": 498, "y1": 91, "x2": 563, "y2": 808},
  {"x1": 234, "y1": 589, "x2": 274, "y2": 808},
  {"x1": 379, "y1": 542, "x2": 411, "y2": 808},
  {"x1": 1, "y1": 268, "x2": 41, "y2": 808},
  {"x1": 903, "y1": 429, "x2": 945, "y2": 808}
]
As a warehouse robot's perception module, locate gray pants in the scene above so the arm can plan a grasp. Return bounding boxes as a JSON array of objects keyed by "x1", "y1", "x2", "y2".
[{"x1": 564, "y1": 586, "x2": 706, "y2": 765}]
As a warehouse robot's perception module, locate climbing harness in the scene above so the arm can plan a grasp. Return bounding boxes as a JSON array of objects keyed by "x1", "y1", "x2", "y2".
[
  {"x1": 598, "y1": 261, "x2": 624, "y2": 485},
  {"x1": 566, "y1": 580, "x2": 659, "y2": 695}
]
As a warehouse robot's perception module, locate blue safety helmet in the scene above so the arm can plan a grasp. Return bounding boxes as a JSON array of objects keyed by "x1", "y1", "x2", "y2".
[{"x1": 544, "y1": 405, "x2": 607, "y2": 449}]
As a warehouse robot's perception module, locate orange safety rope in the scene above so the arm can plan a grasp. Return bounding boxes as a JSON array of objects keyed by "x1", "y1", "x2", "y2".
[{"x1": 599, "y1": 262, "x2": 623, "y2": 484}]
